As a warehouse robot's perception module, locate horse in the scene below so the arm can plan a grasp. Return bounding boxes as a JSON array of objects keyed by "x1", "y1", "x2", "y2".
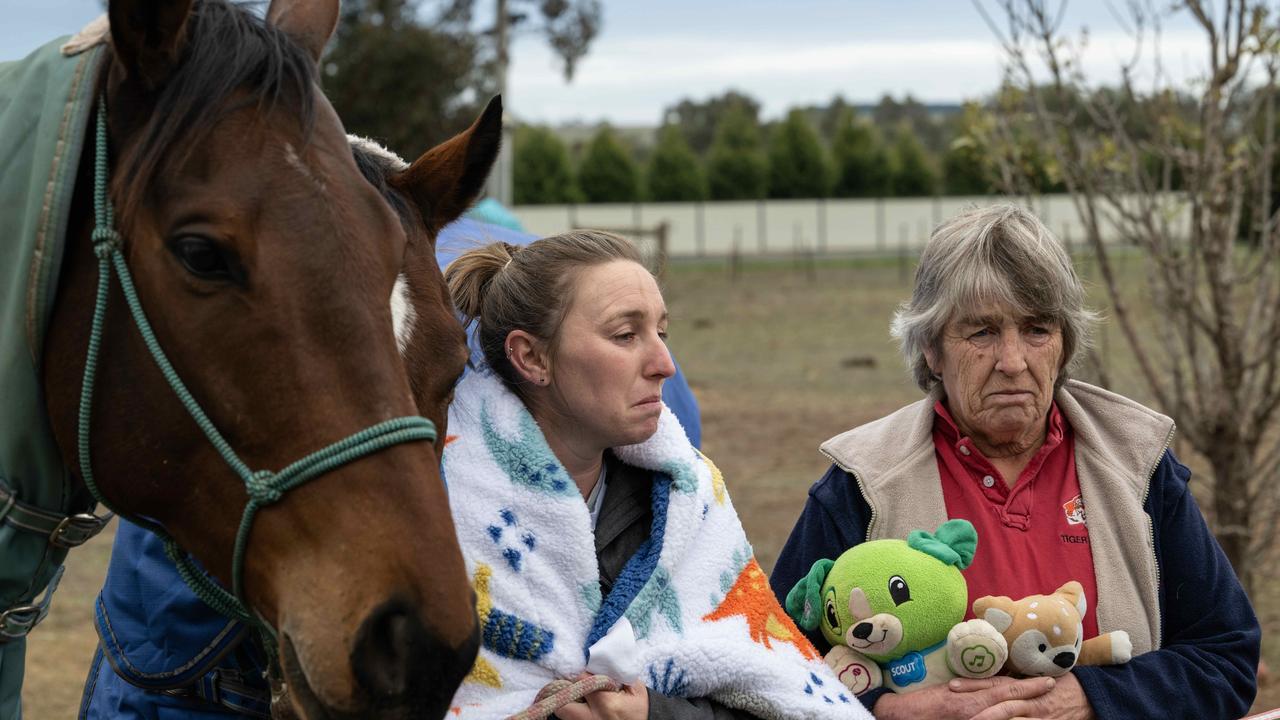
[{"x1": 0, "y1": 0, "x2": 498, "y2": 717}]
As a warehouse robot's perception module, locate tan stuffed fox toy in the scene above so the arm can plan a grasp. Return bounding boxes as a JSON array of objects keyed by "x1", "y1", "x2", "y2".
[{"x1": 972, "y1": 581, "x2": 1132, "y2": 677}]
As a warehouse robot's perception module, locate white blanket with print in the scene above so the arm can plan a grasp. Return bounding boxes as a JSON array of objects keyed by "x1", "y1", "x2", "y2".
[{"x1": 443, "y1": 366, "x2": 871, "y2": 720}]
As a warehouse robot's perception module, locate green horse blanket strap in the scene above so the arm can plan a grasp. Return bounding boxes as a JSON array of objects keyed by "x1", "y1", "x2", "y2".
[{"x1": 0, "y1": 33, "x2": 106, "y2": 715}]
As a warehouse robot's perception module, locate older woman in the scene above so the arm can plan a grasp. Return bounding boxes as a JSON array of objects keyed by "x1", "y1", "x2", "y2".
[
  {"x1": 444, "y1": 231, "x2": 869, "y2": 720},
  {"x1": 770, "y1": 205, "x2": 1259, "y2": 720}
]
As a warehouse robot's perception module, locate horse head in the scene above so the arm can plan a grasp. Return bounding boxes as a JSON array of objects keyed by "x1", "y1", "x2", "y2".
[{"x1": 40, "y1": 0, "x2": 499, "y2": 716}]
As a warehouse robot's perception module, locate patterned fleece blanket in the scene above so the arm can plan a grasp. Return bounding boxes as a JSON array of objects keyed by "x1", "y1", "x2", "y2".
[{"x1": 443, "y1": 364, "x2": 871, "y2": 720}]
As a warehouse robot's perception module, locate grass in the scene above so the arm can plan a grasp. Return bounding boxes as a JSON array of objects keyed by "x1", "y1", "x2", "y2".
[{"x1": 20, "y1": 256, "x2": 1279, "y2": 716}]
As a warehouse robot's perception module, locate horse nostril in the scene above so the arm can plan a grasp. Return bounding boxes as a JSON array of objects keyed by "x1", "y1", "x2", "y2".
[
  {"x1": 1053, "y1": 651, "x2": 1076, "y2": 668},
  {"x1": 352, "y1": 600, "x2": 418, "y2": 700},
  {"x1": 851, "y1": 622, "x2": 873, "y2": 640},
  {"x1": 350, "y1": 599, "x2": 480, "y2": 715}
]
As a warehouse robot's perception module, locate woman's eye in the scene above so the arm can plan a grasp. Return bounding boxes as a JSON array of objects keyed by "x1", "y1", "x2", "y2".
[
  {"x1": 658, "y1": 330, "x2": 669, "y2": 341},
  {"x1": 614, "y1": 332, "x2": 636, "y2": 342}
]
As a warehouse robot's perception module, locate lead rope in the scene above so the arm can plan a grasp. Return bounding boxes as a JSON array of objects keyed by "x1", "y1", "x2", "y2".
[
  {"x1": 78, "y1": 97, "x2": 438, "y2": 645},
  {"x1": 504, "y1": 676, "x2": 623, "y2": 720}
]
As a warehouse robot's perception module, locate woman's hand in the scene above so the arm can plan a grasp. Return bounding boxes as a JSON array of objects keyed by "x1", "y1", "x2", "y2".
[
  {"x1": 873, "y1": 676, "x2": 1056, "y2": 720},
  {"x1": 964, "y1": 672, "x2": 1095, "y2": 720},
  {"x1": 554, "y1": 681, "x2": 649, "y2": 720}
]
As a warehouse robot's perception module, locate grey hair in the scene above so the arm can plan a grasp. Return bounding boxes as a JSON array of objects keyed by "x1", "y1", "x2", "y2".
[{"x1": 890, "y1": 204, "x2": 1097, "y2": 391}]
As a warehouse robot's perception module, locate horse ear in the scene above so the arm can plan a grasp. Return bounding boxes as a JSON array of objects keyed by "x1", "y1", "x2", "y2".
[
  {"x1": 390, "y1": 96, "x2": 503, "y2": 237},
  {"x1": 267, "y1": 0, "x2": 339, "y2": 64},
  {"x1": 109, "y1": 0, "x2": 194, "y2": 90}
]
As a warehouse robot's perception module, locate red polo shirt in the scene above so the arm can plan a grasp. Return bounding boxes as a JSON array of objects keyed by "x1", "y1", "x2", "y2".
[{"x1": 933, "y1": 401, "x2": 1099, "y2": 638}]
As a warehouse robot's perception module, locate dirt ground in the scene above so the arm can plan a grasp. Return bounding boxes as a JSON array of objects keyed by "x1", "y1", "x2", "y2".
[{"x1": 19, "y1": 258, "x2": 1279, "y2": 717}]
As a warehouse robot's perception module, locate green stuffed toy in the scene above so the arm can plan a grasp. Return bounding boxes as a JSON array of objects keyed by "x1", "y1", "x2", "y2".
[{"x1": 785, "y1": 519, "x2": 1008, "y2": 696}]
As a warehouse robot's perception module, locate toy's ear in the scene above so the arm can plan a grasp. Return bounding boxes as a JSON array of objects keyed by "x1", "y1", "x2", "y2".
[
  {"x1": 907, "y1": 518, "x2": 978, "y2": 569},
  {"x1": 786, "y1": 558, "x2": 835, "y2": 631},
  {"x1": 1056, "y1": 580, "x2": 1087, "y2": 617},
  {"x1": 974, "y1": 595, "x2": 1015, "y2": 633}
]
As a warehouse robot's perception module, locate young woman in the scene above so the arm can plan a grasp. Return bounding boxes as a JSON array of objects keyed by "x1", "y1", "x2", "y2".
[{"x1": 443, "y1": 232, "x2": 868, "y2": 720}]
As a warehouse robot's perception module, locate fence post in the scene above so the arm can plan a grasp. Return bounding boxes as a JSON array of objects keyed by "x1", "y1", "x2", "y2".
[
  {"x1": 730, "y1": 228, "x2": 742, "y2": 283},
  {"x1": 876, "y1": 196, "x2": 886, "y2": 252},
  {"x1": 818, "y1": 197, "x2": 828, "y2": 254},
  {"x1": 696, "y1": 201, "x2": 706, "y2": 257},
  {"x1": 655, "y1": 221, "x2": 669, "y2": 284},
  {"x1": 757, "y1": 199, "x2": 767, "y2": 254},
  {"x1": 899, "y1": 223, "x2": 910, "y2": 285}
]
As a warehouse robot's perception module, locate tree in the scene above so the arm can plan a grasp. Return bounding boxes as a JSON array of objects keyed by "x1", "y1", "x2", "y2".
[
  {"x1": 942, "y1": 103, "x2": 997, "y2": 195},
  {"x1": 981, "y1": 0, "x2": 1280, "y2": 593},
  {"x1": 647, "y1": 125, "x2": 706, "y2": 202},
  {"x1": 706, "y1": 106, "x2": 769, "y2": 200},
  {"x1": 873, "y1": 93, "x2": 948, "y2": 155},
  {"x1": 831, "y1": 113, "x2": 893, "y2": 198},
  {"x1": 513, "y1": 126, "x2": 576, "y2": 204},
  {"x1": 324, "y1": 0, "x2": 489, "y2": 160},
  {"x1": 662, "y1": 91, "x2": 762, "y2": 156},
  {"x1": 768, "y1": 110, "x2": 832, "y2": 198},
  {"x1": 577, "y1": 127, "x2": 639, "y2": 203},
  {"x1": 889, "y1": 123, "x2": 938, "y2": 197}
]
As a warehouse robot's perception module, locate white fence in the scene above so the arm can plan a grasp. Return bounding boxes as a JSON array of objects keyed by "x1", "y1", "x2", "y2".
[{"x1": 512, "y1": 194, "x2": 1190, "y2": 258}]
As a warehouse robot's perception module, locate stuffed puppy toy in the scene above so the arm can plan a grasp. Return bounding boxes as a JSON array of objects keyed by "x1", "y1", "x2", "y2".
[
  {"x1": 785, "y1": 519, "x2": 1008, "y2": 696},
  {"x1": 972, "y1": 581, "x2": 1132, "y2": 677}
]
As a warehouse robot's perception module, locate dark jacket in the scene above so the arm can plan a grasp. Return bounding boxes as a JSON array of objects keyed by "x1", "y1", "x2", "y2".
[
  {"x1": 769, "y1": 450, "x2": 1260, "y2": 719},
  {"x1": 594, "y1": 455, "x2": 759, "y2": 720}
]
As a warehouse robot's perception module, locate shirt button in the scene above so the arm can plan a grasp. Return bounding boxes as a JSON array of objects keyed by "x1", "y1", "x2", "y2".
[
  {"x1": 982, "y1": 475, "x2": 996, "y2": 488},
  {"x1": 959, "y1": 445, "x2": 971, "y2": 456}
]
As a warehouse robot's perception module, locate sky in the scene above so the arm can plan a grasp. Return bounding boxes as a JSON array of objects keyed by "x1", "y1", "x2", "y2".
[{"x1": 1, "y1": 1, "x2": 1212, "y2": 126}]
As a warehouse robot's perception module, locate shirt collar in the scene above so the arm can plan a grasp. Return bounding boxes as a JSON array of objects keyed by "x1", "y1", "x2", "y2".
[{"x1": 932, "y1": 398, "x2": 1065, "y2": 459}]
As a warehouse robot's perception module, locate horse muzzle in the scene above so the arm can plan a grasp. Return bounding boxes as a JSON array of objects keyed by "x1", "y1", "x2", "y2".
[{"x1": 277, "y1": 601, "x2": 480, "y2": 720}]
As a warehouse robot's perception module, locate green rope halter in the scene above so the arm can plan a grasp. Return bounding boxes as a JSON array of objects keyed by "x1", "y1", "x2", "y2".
[{"x1": 77, "y1": 97, "x2": 438, "y2": 633}]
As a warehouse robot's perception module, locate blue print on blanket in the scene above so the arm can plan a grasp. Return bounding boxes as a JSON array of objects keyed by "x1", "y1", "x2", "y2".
[
  {"x1": 649, "y1": 658, "x2": 690, "y2": 697},
  {"x1": 487, "y1": 509, "x2": 537, "y2": 572},
  {"x1": 625, "y1": 566, "x2": 683, "y2": 639},
  {"x1": 483, "y1": 605, "x2": 555, "y2": 661},
  {"x1": 481, "y1": 406, "x2": 575, "y2": 496},
  {"x1": 802, "y1": 671, "x2": 851, "y2": 705}
]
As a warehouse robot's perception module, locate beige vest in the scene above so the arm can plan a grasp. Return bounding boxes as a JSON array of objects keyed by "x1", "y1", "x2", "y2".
[{"x1": 819, "y1": 380, "x2": 1173, "y2": 655}]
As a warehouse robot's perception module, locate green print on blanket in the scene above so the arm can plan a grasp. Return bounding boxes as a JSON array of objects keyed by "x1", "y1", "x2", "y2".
[
  {"x1": 626, "y1": 567, "x2": 683, "y2": 639},
  {"x1": 662, "y1": 460, "x2": 699, "y2": 494},
  {"x1": 481, "y1": 405, "x2": 576, "y2": 496}
]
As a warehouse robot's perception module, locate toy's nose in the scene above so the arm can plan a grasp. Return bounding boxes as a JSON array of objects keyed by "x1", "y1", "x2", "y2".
[
  {"x1": 1053, "y1": 651, "x2": 1076, "y2": 668},
  {"x1": 851, "y1": 622, "x2": 874, "y2": 640}
]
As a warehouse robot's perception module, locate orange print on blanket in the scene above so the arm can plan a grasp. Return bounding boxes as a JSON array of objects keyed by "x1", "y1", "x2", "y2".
[{"x1": 702, "y1": 558, "x2": 820, "y2": 660}]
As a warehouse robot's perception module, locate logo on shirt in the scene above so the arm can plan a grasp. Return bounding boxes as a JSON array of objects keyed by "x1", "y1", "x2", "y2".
[{"x1": 1062, "y1": 494, "x2": 1086, "y2": 526}]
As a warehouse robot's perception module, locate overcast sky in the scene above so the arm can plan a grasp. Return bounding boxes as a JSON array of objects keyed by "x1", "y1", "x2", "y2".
[{"x1": 2, "y1": 1, "x2": 1211, "y2": 125}]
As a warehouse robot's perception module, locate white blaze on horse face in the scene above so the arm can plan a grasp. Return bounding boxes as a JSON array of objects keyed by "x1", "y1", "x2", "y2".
[
  {"x1": 390, "y1": 273, "x2": 415, "y2": 357},
  {"x1": 282, "y1": 142, "x2": 327, "y2": 193}
]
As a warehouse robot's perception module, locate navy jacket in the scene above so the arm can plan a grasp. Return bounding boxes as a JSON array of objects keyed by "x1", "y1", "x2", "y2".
[{"x1": 769, "y1": 450, "x2": 1259, "y2": 719}]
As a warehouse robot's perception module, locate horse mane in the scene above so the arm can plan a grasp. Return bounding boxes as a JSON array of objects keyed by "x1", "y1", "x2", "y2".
[
  {"x1": 349, "y1": 135, "x2": 416, "y2": 237},
  {"x1": 114, "y1": 0, "x2": 317, "y2": 222}
]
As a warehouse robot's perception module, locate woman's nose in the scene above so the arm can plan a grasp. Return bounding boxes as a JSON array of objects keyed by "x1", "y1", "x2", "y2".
[
  {"x1": 994, "y1": 330, "x2": 1028, "y2": 375},
  {"x1": 649, "y1": 339, "x2": 676, "y2": 379}
]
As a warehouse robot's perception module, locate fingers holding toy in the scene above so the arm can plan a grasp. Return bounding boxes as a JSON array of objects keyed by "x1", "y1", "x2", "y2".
[
  {"x1": 964, "y1": 672, "x2": 1095, "y2": 720},
  {"x1": 873, "y1": 676, "x2": 1054, "y2": 720}
]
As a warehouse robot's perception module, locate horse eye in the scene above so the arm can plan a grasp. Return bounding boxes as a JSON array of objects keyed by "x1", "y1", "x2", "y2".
[
  {"x1": 888, "y1": 575, "x2": 911, "y2": 605},
  {"x1": 171, "y1": 235, "x2": 232, "y2": 280}
]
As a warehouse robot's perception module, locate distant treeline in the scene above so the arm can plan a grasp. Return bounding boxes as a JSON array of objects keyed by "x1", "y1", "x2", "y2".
[{"x1": 514, "y1": 92, "x2": 1053, "y2": 204}]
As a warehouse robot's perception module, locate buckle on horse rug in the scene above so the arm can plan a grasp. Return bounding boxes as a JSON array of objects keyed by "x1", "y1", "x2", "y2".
[
  {"x1": 50, "y1": 512, "x2": 113, "y2": 548},
  {"x1": 0, "y1": 565, "x2": 63, "y2": 643}
]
